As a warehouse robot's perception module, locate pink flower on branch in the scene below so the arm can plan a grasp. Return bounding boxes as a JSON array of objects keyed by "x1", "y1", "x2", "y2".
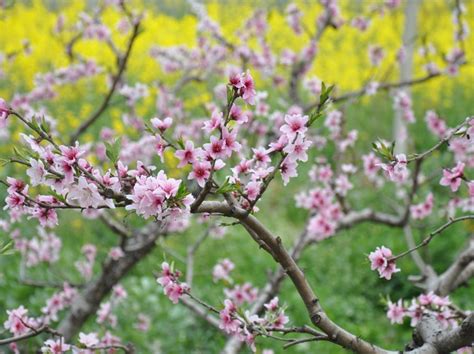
[
  {"x1": 175, "y1": 141, "x2": 199, "y2": 168},
  {"x1": 439, "y1": 161, "x2": 465, "y2": 192},
  {"x1": 280, "y1": 114, "x2": 308, "y2": 140},
  {"x1": 40, "y1": 338, "x2": 70, "y2": 354},
  {"x1": 386, "y1": 300, "x2": 405, "y2": 324},
  {"x1": 188, "y1": 160, "x2": 212, "y2": 188},
  {"x1": 157, "y1": 262, "x2": 189, "y2": 304},
  {"x1": 368, "y1": 246, "x2": 400, "y2": 280}
]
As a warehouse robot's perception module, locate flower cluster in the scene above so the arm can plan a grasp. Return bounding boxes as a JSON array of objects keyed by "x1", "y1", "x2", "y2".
[
  {"x1": 218, "y1": 296, "x2": 290, "y2": 352},
  {"x1": 126, "y1": 172, "x2": 192, "y2": 219},
  {"x1": 410, "y1": 193, "x2": 434, "y2": 220},
  {"x1": 157, "y1": 262, "x2": 189, "y2": 304},
  {"x1": 229, "y1": 70, "x2": 257, "y2": 105},
  {"x1": 387, "y1": 292, "x2": 455, "y2": 328},
  {"x1": 12, "y1": 227, "x2": 61, "y2": 267},
  {"x1": 425, "y1": 110, "x2": 448, "y2": 138},
  {"x1": 379, "y1": 154, "x2": 409, "y2": 183},
  {"x1": 212, "y1": 258, "x2": 235, "y2": 283},
  {"x1": 3, "y1": 306, "x2": 34, "y2": 336}
]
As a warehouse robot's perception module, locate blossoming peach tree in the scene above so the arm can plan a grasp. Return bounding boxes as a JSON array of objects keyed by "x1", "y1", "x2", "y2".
[{"x1": 0, "y1": 0, "x2": 473, "y2": 353}]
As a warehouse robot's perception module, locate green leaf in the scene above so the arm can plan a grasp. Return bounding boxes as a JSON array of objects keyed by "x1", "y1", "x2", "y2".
[
  {"x1": 0, "y1": 241, "x2": 13, "y2": 255},
  {"x1": 40, "y1": 116, "x2": 50, "y2": 134},
  {"x1": 105, "y1": 138, "x2": 121, "y2": 164},
  {"x1": 144, "y1": 122, "x2": 155, "y2": 134},
  {"x1": 50, "y1": 190, "x2": 67, "y2": 204},
  {"x1": 308, "y1": 110, "x2": 323, "y2": 127},
  {"x1": 226, "y1": 85, "x2": 234, "y2": 105},
  {"x1": 215, "y1": 178, "x2": 241, "y2": 194},
  {"x1": 176, "y1": 182, "x2": 189, "y2": 200},
  {"x1": 177, "y1": 137, "x2": 185, "y2": 150}
]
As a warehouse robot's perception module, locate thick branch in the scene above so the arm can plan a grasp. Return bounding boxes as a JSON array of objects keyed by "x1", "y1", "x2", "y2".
[
  {"x1": 58, "y1": 223, "x2": 163, "y2": 340},
  {"x1": 410, "y1": 313, "x2": 474, "y2": 354}
]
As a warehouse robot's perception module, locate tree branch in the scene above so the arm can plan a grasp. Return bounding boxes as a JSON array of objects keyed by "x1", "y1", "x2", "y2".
[{"x1": 69, "y1": 17, "x2": 142, "y2": 144}]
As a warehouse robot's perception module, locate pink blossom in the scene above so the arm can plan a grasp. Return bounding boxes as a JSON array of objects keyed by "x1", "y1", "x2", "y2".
[
  {"x1": 410, "y1": 193, "x2": 434, "y2": 220},
  {"x1": 5, "y1": 191, "x2": 26, "y2": 211},
  {"x1": 380, "y1": 154, "x2": 409, "y2": 183},
  {"x1": 135, "y1": 313, "x2": 151, "y2": 332},
  {"x1": 158, "y1": 176, "x2": 181, "y2": 198},
  {"x1": 165, "y1": 282, "x2": 188, "y2": 304},
  {"x1": 252, "y1": 147, "x2": 270, "y2": 165},
  {"x1": 334, "y1": 174, "x2": 353, "y2": 196},
  {"x1": 108, "y1": 247, "x2": 125, "y2": 260},
  {"x1": 425, "y1": 110, "x2": 447, "y2": 138},
  {"x1": 202, "y1": 110, "x2": 224, "y2": 133},
  {"x1": 67, "y1": 177, "x2": 109, "y2": 209},
  {"x1": 59, "y1": 143, "x2": 85, "y2": 165},
  {"x1": 97, "y1": 301, "x2": 117, "y2": 327},
  {"x1": 26, "y1": 158, "x2": 46, "y2": 186},
  {"x1": 351, "y1": 16, "x2": 370, "y2": 31},
  {"x1": 222, "y1": 128, "x2": 241, "y2": 154},
  {"x1": 229, "y1": 104, "x2": 248, "y2": 125},
  {"x1": 368, "y1": 246, "x2": 400, "y2": 280},
  {"x1": 0, "y1": 98, "x2": 10, "y2": 126},
  {"x1": 284, "y1": 136, "x2": 312, "y2": 162},
  {"x1": 188, "y1": 161, "x2": 212, "y2": 187},
  {"x1": 41, "y1": 338, "x2": 70, "y2": 354},
  {"x1": 365, "y1": 81, "x2": 379, "y2": 96},
  {"x1": 6, "y1": 177, "x2": 28, "y2": 194},
  {"x1": 264, "y1": 297, "x2": 280, "y2": 312},
  {"x1": 245, "y1": 181, "x2": 261, "y2": 201},
  {"x1": 285, "y1": 4, "x2": 303, "y2": 34},
  {"x1": 362, "y1": 153, "x2": 381, "y2": 180},
  {"x1": 204, "y1": 136, "x2": 229, "y2": 160},
  {"x1": 78, "y1": 332, "x2": 99, "y2": 347},
  {"x1": 213, "y1": 258, "x2": 235, "y2": 282},
  {"x1": 280, "y1": 114, "x2": 308, "y2": 140},
  {"x1": 468, "y1": 181, "x2": 474, "y2": 197},
  {"x1": 151, "y1": 117, "x2": 173, "y2": 133},
  {"x1": 225, "y1": 283, "x2": 258, "y2": 306},
  {"x1": 219, "y1": 299, "x2": 241, "y2": 335},
  {"x1": 157, "y1": 262, "x2": 188, "y2": 304},
  {"x1": 307, "y1": 214, "x2": 336, "y2": 241},
  {"x1": 32, "y1": 207, "x2": 59, "y2": 228},
  {"x1": 239, "y1": 71, "x2": 257, "y2": 105},
  {"x1": 175, "y1": 141, "x2": 198, "y2": 168},
  {"x1": 4, "y1": 306, "x2": 31, "y2": 336},
  {"x1": 232, "y1": 159, "x2": 253, "y2": 178},
  {"x1": 280, "y1": 159, "x2": 298, "y2": 185},
  {"x1": 439, "y1": 161, "x2": 465, "y2": 192},
  {"x1": 229, "y1": 72, "x2": 244, "y2": 89},
  {"x1": 387, "y1": 300, "x2": 405, "y2": 324}
]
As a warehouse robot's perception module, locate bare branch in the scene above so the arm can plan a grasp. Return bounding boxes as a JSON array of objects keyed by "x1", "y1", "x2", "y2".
[{"x1": 69, "y1": 17, "x2": 142, "y2": 144}]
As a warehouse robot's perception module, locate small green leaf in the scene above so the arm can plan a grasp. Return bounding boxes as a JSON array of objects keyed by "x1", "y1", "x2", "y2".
[
  {"x1": 226, "y1": 85, "x2": 234, "y2": 105},
  {"x1": 144, "y1": 122, "x2": 155, "y2": 134},
  {"x1": 176, "y1": 182, "x2": 189, "y2": 200},
  {"x1": 215, "y1": 178, "x2": 241, "y2": 194},
  {"x1": 105, "y1": 138, "x2": 121, "y2": 164},
  {"x1": 177, "y1": 137, "x2": 185, "y2": 150},
  {"x1": 0, "y1": 241, "x2": 13, "y2": 255}
]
